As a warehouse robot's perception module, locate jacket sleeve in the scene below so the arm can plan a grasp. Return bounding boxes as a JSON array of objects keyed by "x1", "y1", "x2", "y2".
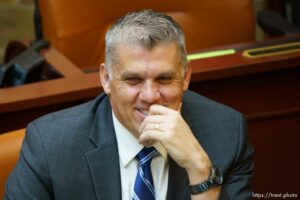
[
  {"x1": 220, "y1": 116, "x2": 254, "y2": 200},
  {"x1": 4, "y1": 122, "x2": 53, "y2": 200}
]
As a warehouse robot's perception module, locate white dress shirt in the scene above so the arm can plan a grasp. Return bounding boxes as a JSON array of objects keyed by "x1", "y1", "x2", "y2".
[{"x1": 112, "y1": 111, "x2": 169, "y2": 200}]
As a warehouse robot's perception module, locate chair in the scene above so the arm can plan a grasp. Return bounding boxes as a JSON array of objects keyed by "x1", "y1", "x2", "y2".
[
  {"x1": 0, "y1": 129, "x2": 25, "y2": 199},
  {"x1": 38, "y1": 0, "x2": 255, "y2": 69}
]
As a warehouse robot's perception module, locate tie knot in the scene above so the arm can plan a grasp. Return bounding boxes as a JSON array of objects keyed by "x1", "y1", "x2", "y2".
[{"x1": 136, "y1": 147, "x2": 158, "y2": 166}]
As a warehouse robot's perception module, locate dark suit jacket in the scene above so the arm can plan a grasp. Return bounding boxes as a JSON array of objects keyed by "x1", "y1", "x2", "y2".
[{"x1": 4, "y1": 90, "x2": 253, "y2": 200}]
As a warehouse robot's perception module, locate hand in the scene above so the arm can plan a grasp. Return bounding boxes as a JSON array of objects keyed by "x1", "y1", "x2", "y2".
[{"x1": 139, "y1": 104, "x2": 212, "y2": 183}]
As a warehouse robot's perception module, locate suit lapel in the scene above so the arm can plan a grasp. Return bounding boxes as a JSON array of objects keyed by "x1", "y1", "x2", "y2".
[{"x1": 85, "y1": 96, "x2": 122, "y2": 200}]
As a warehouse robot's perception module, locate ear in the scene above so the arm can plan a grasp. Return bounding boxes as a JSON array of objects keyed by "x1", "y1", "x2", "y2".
[
  {"x1": 182, "y1": 62, "x2": 191, "y2": 91},
  {"x1": 99, "y1": 63, "x2": 111, "y2": 94}
]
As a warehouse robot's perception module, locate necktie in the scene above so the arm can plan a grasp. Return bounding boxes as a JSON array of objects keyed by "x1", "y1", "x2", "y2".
[{"x1": 133, "y1": 147, "x2": 158, "y2": 200}]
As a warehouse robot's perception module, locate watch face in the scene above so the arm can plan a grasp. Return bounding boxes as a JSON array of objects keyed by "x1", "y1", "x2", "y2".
[{"x1": 213, "y1": 167, "x2": 223, "y2": 185}]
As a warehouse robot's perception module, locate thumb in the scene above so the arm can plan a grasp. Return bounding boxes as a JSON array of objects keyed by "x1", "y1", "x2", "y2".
[{"x1": 139, "y1": 130, "x2": 159, "y2": 147}]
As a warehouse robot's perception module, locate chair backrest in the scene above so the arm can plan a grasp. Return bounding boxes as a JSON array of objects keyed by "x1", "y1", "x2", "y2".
[
  {"x1": 0, "y1": 129, "x2": 25, "y2": 198},
  {"x1": 39, "y1": 0, "x2": 255, "y2": 69}
]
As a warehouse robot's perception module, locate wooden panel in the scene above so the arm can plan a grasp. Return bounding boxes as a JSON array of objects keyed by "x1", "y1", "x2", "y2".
[{"x1": 249, "y1": 114, "x2": 300, "y2": 193}]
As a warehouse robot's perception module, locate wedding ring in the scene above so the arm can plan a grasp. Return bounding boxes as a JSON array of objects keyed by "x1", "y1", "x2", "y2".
[{"x1": 155, "y1": 123, "x2": 159, "y2": 131}]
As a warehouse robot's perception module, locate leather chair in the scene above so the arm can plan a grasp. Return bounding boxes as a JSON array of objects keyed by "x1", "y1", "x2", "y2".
[
  {"x1": 39, "y1": 0, "x2": 255, "y2": 70},
  {"x1": 0, "y1": 129, "x2": 25, "y2": 199}
]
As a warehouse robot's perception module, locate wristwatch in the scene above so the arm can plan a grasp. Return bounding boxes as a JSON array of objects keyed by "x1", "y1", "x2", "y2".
[{"x1": 189, "y1": 166, "x2": 223, "y2": 194}]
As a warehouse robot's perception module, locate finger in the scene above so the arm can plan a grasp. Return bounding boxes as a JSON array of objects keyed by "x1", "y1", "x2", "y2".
[
  {"x1": 142, "y1": 123, "x2": 158, "y2": 133},
  {"x1": 149, "y1": 104, "x2": 174, "y2": 115},
  {"x1": 140, "y1": 139, "x2": 156, "y2": 147},
  {"x1": 139, "y1": 130, "x2": 162, "y2": 146},
  {"x1": 140, "y1": 122, "x2": 164, "y2": 136},
  {"x1": 141, "y1": 121, "x2": 166, "y2": 133},
  {"x1": 143, "y1": 114, "x2": 166, "y2": 124},
  {"x1": 140, "y1": 115, "x2": 166, "y2": 133}
]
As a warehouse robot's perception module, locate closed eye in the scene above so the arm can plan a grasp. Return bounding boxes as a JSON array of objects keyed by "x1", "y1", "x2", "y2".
[{"x1": 124, "y1": 77, "x2": 143, "y2": 85}]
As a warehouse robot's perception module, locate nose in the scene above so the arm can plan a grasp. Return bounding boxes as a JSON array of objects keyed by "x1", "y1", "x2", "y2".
[{"x1": 139, "y1": 80, "x2": 160, "y2": 104}]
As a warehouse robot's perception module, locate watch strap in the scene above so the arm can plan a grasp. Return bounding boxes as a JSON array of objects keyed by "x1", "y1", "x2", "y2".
[{"x1": 188, "y1": 166, "x2": 223, "y2": 194}]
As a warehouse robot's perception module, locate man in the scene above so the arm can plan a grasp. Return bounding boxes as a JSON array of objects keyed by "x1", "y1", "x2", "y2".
[{"x1": 5, "y1": 10, "x2": 253, "y2": 200}]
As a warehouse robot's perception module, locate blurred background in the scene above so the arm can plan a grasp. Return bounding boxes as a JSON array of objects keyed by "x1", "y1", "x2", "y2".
[
  {"x1": 1, "y1": 0, "x2": 300, "y2": 63},
  {"x1": 0, "y1": 0, "x2": 34, "y2": 63}
]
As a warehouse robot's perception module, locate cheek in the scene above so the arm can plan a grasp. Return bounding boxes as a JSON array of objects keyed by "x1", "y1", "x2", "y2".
[
  {"x1": 111, "y1": 84, "x2": 140, "y2": 105},
  {"x1": 159, "y1": 85, "x2": 183, "y2": 104}
]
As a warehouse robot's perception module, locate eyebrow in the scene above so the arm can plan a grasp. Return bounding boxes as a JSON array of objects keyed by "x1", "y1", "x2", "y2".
[
  {"x1": 121, "y1": 72, "x2": 141, "y2": 79},
  {"x1": 121, "y1": 70, "x2": 177, "y2": 79},
  {"x1": 157, "y1": 71, "x2": 177, "y2": 77}
]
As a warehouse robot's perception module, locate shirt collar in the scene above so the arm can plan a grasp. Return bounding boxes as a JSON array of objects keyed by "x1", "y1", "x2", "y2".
[{"x1": 112, "y1": 111, "x2": 167, "y2": 167}]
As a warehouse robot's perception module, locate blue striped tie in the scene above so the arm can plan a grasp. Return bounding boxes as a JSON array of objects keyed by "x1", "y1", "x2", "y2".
[{"x1": 132, "y1": 147, "x2": 158, "y2": 200}]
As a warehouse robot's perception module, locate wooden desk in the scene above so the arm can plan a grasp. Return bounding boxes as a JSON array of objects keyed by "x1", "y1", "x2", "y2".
[
  {"x1": 0, "y1": 36, "x2": 299, "y2": 194},
  {"x1": 0, "y1": 47, "x2": 102, "y2": 133}
]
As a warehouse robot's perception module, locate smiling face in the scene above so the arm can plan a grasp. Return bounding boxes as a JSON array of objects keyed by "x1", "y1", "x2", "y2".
[{"x1": 100, "y1": 42, "x2": 191, "y2": 138}]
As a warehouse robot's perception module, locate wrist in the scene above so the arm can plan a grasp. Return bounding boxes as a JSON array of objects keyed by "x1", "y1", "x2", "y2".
[
  {"x1": 186, "y1": 157, "x2": 212, "y2": 185},
  {"x1": 189, "y1": 166, "x2": 223, "y2": 195}
]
